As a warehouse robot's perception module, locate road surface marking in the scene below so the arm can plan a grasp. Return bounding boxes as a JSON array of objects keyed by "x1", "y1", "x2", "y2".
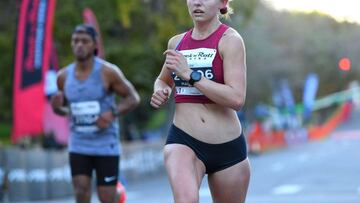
[{"x1": 272, "y1": 184, "x2": 302, "y2": 195}]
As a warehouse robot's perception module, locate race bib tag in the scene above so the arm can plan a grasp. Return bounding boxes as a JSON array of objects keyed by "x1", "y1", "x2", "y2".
[
  {"x1": 172, "y1": 48, "x2": 216, "y2": 95},
  {"x1": 70, "y1": 101, "x2": 101, "y2": 133}
]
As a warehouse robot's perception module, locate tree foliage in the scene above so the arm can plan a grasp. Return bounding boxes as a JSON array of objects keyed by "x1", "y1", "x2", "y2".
[
  {"x1": 238, "y1": 3, "x2": 360, "y2": 107},
  {"x1": 0, "y1": 0, "x2": 17, "y2": 121}
]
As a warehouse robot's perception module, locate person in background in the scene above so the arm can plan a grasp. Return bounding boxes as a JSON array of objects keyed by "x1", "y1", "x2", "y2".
[
  {"x1": 51, "y1": 24, "x2": 140, "y2": 203},
  {"x1": 150, "y1": 0, "x2": 250, "y2": 202}
]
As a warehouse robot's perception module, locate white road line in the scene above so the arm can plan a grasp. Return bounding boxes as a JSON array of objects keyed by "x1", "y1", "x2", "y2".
[
  {"x1": 272, "y1": 184, "x2": 302, "y2": 195},
  {"x1": 199, "y1": 187, "x2": 211, "y2": 197}
]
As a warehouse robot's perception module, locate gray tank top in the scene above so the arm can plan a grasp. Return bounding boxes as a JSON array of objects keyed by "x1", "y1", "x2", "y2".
[{"x1": 64, "y1": 57, "x2": 120, "y2": 156}]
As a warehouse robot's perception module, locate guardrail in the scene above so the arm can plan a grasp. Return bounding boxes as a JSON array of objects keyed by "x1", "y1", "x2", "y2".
[{"x1": 0, "y1": 139, "x2": 165, "y2": 202}]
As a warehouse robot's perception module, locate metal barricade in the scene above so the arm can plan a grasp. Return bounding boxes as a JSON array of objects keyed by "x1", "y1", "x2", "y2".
[
  {"x1": 6, "y1": 148, "x2": 29, "y2": 201},
  {"x1": 46, "y1": 149, "x2": 73, "y2": 199},
  {"x1": 5, "y1": 147, "x2": 73, "y2": 201}
]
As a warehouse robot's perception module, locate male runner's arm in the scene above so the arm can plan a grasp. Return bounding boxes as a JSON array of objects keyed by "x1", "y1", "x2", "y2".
[
  {"x1": 51, "y1": 69, "x2": 69, "y2": 116},
  {"x1": 96, "y1": 64, "x2": 140, "y2": 129},
  {"x1": 109, "y1": 65, "x2": 140, "y2": 114}
]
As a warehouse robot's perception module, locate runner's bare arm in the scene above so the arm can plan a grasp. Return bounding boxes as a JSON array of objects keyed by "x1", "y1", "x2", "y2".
[
  {"x1": 51, "y1": 68, "x2": 70, "y2": 115},
  {"x1": 107, "y1": 65, "x2": 140, "y2": 114}
]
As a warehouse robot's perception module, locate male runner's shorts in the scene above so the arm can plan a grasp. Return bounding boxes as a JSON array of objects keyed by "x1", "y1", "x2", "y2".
[
  {"x1": 69, "y1": 152, "x2": 119, "y2": 186},
  {"x1": 166, "y1": 124, "x2": 248, "y2": 174}
]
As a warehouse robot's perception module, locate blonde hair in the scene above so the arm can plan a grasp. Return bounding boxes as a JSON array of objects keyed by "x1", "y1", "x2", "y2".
[{"x1": 219, "y1": 0, "x2": 233, "y2": 19}]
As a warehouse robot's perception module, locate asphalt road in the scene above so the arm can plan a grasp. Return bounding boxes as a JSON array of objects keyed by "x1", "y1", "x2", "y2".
[{"x1": 33, "y1": 108, "x2": 360, "y2": 203}]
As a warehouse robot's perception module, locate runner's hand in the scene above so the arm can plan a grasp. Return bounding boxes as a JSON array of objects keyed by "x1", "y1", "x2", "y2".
[
  {"x1": 96, "y1": 111, "x2": 114, "y2": 129},
  {"x1": 51, "y1": 91, "x2": 64, "y2": 109},
  {"x1": 163, "y1": 50, "x2": 191, "y2": 81},
  {"x1": 150, "y1": 88, "x2": 171, "y2": 109}
]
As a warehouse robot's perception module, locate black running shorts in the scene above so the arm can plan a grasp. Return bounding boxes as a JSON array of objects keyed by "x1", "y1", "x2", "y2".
[{"x1": 69, "y1": 152, "x2": 119, "y2": 186}]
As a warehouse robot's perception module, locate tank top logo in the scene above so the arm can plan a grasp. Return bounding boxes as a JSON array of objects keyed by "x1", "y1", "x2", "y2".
[
  {"x1": 70, "y1": 101, "x2": 100, "y2": 133},
  {"x1": 173, "y1": 48, "x2": 216, "y2": 95}
]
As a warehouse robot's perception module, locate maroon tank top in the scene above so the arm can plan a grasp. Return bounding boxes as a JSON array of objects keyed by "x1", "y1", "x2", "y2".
[{"x1": 172, "y1": 24, "x2": 229, "y2": 103}]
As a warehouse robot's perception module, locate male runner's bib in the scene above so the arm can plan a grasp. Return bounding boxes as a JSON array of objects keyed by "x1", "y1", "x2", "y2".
[
  {"x1": 173, "y1": 24, "x2": 229, "y2": 103},
  {"x1": 70, "y1": 100, "x2": 101, "y2": 133}
]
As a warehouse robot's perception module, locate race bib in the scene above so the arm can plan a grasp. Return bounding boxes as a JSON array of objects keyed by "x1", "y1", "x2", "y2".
[
  {"x1": 173, "y1": 48, "x2": 216, "y2": 95},
  {"x1": 70, "y1": 101, "x2": 100, "y2": 133}
]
